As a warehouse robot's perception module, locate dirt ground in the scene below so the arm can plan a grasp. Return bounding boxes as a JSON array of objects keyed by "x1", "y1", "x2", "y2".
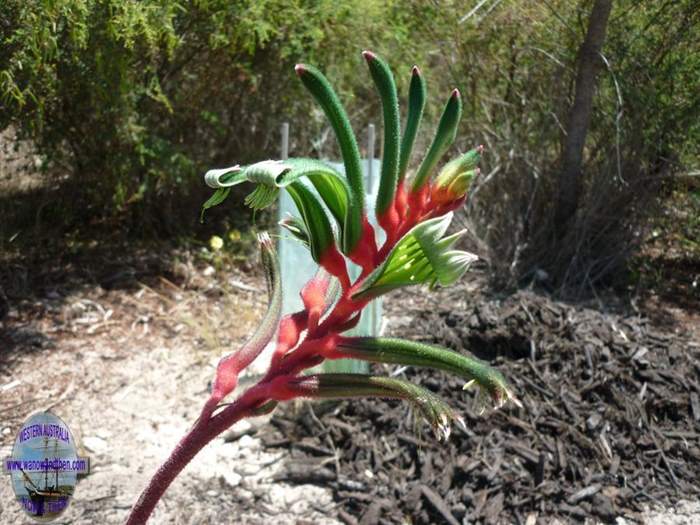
[
  {"x1": 0, "y1": 252, "x2": 340, "y2": 524},
  {"x1": 270, "y1": 283, "x2": 699, "y2": 524},
  {"x1": 1, "y1": 244, "x2": 699, "y2": 524}
]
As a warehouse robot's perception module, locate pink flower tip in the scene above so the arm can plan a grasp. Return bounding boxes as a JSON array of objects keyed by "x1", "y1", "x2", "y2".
[
  {"x1": 294, "y1": 64, "x2": 307, "y2": 76},
  {"x1": 411, "y1": 65, "x2": 421, "y2": 76},
  {"x1": 451, "y1": 88, "x2": 461, "y2": 99},
  {"x1": 477, "y1": 144, "x2": 485, "y2": 153},
  {"x1": 362, "y1": 50, "x2": 377, "y2": 62}
]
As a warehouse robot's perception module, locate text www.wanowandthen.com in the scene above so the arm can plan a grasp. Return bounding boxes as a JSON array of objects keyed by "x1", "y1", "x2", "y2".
[{"x1": 4, "y1": 458, "x2": 88, "y2": 473}]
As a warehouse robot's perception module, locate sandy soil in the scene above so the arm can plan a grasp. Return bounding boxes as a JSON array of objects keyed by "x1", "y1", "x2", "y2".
[{"x1": 0, "y1": 265, "x2": 338, "y2": 524}]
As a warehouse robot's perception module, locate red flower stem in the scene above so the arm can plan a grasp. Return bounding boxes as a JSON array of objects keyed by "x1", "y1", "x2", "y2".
[
  {"x1": 126, "y1": 423, "x2": 213, "y2": 524},
  {"x1": 129, "y1": 367, "x2": 326, "y2": 524},
  {"x1": 264, "y1": 339, "x2": 325, "y2": 379},
  {"x1": 126, "y1": 387, "x2": 264, "y2": 525}
]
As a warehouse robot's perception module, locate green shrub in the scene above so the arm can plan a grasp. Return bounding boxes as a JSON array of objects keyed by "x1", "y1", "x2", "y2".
[
  {"x1": 2, "y1": 1, "x2": 696, "y2": 293},
  {"x1": 0, "y1": 0, "x2": 428, "y2": 231}
]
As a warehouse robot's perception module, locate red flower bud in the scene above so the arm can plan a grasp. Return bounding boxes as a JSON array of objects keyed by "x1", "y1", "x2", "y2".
[
  {"x1": 273, "y1": 310, "x2": 309, "y2": 365},
  {"x1": 301, "y1": 274, "x2": 331, "y2": 332},
  {"x1": 347, "y1": 216, "x2": 378, "y2": 271}
]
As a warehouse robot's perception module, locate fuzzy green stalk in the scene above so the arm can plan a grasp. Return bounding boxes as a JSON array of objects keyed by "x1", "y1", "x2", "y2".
[
  {"x1": 411, "y1": 89, "x2": 463, "y2": 192},
  {"x1": 363, "y1": 51, "x2": 400, "y2": 216},
  {"x1": 399, "y1": 66, "x2": 427, "y2": 179}
]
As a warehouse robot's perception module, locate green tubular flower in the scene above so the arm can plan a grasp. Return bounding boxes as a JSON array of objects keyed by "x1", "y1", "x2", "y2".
[
  {"x1": 202, "y1": 158, "x2": 351, "y2": 257},
  {"x1": 285, "y1": 181, "x2": 335, "y2": 264},
  {"x1": 431, "y1": 146, "x2": 482, "y2": 205},
  {"x1": 203, "y1": 158, "x2": 349, "y2": 216},
  {"x1": 279, "y1": 374, "x2": 464, "y2": 440},
  {"x1": 334, "y1": 337, "x2": 521, "y2": 412},
  {"x1": 295, "y1": 64, "x2": 364, "y2": 255},
  {"x1": 432, "y1": 170, "x2": 477, "y2": 208},
  {"x1": 202, "y1": 160, "x2": 282, "y2": 217},
  {"x1": 277, "y1": 158, "x2": 350, "y2": 229},
  {"x1": 211, "y1": 232, "x2": 282, "y2": 400},
  {"x1": 279, "y1": 215, "x2": 310, "y2": 247},
  {"x1": 259, "y1": 233, "x2": 281, "y2": 300},
  {"x1": 200, "y1": 164, "x2": 242, "y2": 221},
  {"x1": 363, "y1": 51, "x2": 400, "y2": 217},
  {"x1": 411, "y1": 89, "x2": 463, "y2": 192},
  {"x1": 245, "y1": 184, "x2": 278, "y2": 210},
  {"x1": 434, "y1": 147, "x2": 481, "y2": 189},
  {"x1": 352, "y1": 212, "x2": 477, "y2": 300},
  {"x1": 398, "y1": 66, "x2": 427, "y2": 179}
]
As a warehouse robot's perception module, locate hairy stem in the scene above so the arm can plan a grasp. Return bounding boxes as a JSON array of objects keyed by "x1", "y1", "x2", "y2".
[
  {"x1": 127, "y1": 264, "x2": 361, "y2": 523},
  {"x1": 127, "y1": 406, "x2": 243, "y2": 524}
]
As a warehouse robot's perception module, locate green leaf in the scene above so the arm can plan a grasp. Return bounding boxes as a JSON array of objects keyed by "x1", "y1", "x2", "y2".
[
  {"x1": 411, "y1": 89, "x2": 463, "y2": 192},
  {"x1": 295, "y1": 64, "x2": 364, "y2": 254},
  {"x1": 398, "y1": 66, "x2": 427, "y2": 179},
  {"x1": 363, "y1": 51, "x2": 400, "y2": 216},
  {"x1": 280, "y1": 374, "x2": 464, "y2": 440},
  {"x1": 352, "y1": 212, "x2": 477, "y2": 300},
  {"x1": 334, "y1": 337, "x2": 521, "y2": 412}
]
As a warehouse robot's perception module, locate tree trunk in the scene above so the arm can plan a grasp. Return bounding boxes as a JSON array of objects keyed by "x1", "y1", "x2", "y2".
[{"x1": 556, "y1": 0, "x2": 613, "y2": 230}]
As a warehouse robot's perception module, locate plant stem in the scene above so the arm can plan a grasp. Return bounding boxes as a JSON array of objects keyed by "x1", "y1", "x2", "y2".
[
  {"x1": 126, "y1": 395, "x2": 255, "y2": 524},
  {"x1": 127, "y1": 227, "x2": 399, "y2": 523}
]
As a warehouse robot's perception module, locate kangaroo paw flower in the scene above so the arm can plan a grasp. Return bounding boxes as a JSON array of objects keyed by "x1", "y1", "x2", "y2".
[
  {"x1": 353, "y1": 212, "x2": 477, "y2": 300},
  {"x1": 271, "y1": 373, "x2": 464, "y2": 441},
  {"x1": 211, "y1": 233, "x2": 282, "y2": 400}
]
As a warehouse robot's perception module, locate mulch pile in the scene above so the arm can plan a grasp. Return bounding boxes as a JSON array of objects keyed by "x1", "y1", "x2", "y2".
[{"x1": 262, "y1": 289, "x2": 700, "y2": 524}]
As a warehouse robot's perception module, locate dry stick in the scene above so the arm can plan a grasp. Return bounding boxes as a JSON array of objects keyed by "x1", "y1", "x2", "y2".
[{"x1": 649, "y1": 426, "x2": 681, "y2": 491}]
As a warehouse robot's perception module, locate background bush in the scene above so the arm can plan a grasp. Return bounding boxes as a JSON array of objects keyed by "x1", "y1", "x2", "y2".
[
  {"x1": 0, "y1": 0, "x2": 427, "y2": 232},
  {"x1": 1, "y1": 0, "x2": 698, "y2": 293}
]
